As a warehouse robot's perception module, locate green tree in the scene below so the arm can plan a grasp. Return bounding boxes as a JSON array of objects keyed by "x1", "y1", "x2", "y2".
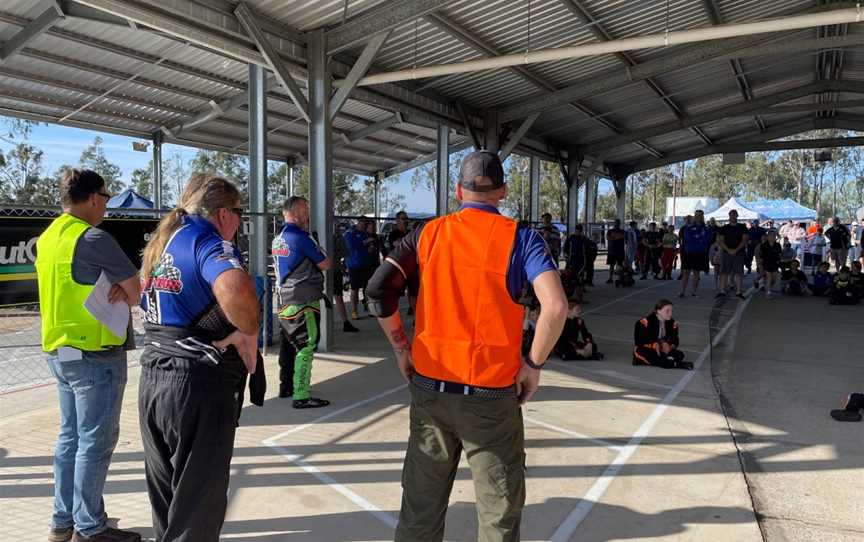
[
  {"x1": 79, "y1": 136, "x2": 124, "y2": 194},
  {"x1": 130, "y1": 159, "x2": 153, "y2": 199}
]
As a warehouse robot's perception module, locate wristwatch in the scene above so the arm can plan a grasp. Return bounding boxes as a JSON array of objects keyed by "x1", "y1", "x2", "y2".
[{"x1": 523, "y1": 355, "x2": 545, "y2": 370}]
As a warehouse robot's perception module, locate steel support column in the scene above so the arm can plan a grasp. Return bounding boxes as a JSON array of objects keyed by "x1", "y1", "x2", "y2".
[
  {"x1": 484, "y1": 110, "x2": 499, "y2": 153},
  {"x1": 307, "y1": 30, "x2": 334, "y2": 351},
  {"x1": 582, "y1": 174, "x2": 596, "y2": 224},
  {"x1": 436, "y1": 124, "x2": 450, "y2": 216},
  {"x1": 565, "y1": 154, "x2": 580, "y2": 234},
  {"x1": 615, "y1": 177, "x2": 627, "y2": 221},
  {"x1": 248, "y1": 63, "x2": 267, "y2": 278},
  {"x1": 152, "y1": 131, "x2": 162, "y2": 210},
  {"x1": 529, "y1": 156, "x2": 540, "y2": 222}
]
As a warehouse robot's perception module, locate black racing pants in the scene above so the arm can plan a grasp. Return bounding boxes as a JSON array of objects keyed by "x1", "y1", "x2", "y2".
[
  {"x1": 643, "y1": 248, "x2": 661, "y2": 276},
  {"x1": 633, "y1": 346, "x2": 685, "y2": 368},
  {"x1": 138, "y1": 359, "x2": 240, "y2": 542}
]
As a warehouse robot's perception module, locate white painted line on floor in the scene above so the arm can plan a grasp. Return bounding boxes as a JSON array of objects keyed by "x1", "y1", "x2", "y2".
[
  {"x1": 582, "y1": 282, "x2": 670, "y2": 316},
  {"x1": 262, "y1": 383, "x2": 407, "y2": 529},
  {"x1": 550, "y1": 292, "x2": 753, "y2": 542},
  {"x1": 547, "y1": 361, "x2": 676, "y2": 391},
  {"x1": 524, "y1": 415, "x2": 624, "y2": 451}
]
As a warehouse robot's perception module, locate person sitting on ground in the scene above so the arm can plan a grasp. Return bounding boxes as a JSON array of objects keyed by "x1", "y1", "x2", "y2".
[
  {"x1": 781, "y1": 260, "x2": 811, "y2": 296},
  {"x1": 831, "y1": 393, "x2": 863, "y2": 422},
  {"x1": 780, "y1": 241, "x2": 797, "y2": 273},
  {"x1": 829, "y1": 266, "x2": 859, "y2": 305},
  {"x1": 660, "y1": 224, "x2": 678, "y2": 280},
  {"x1": 810, "y1": 262, "x2": 833, "y2": 297},
  {"x1": 633, "y1": 299, "x2": 693, "y2": 370},
  {"x1": 521, "y1": 304, "x2": 539, "y2": 357},
  {"x1": 615, "y1": 263, "x2": 635, "y2": 288},
  {"x1": 831, "y1": 393, "x2": 864, "y2": 422},
  {"x1": 760, "y1": 230, "x2": 783, "y2": 299},
  {"x1": 555, "y1": 300, "x2": 603, "y2": 361}
]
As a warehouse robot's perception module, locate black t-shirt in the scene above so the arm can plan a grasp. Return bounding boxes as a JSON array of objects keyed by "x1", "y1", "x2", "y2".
[
  {"x1": 386, "y1": 228, "x2": 408, "y2": 253},
  {"x1": 781, "y1": 269, "x2": 807, "y2": 283},
  {"x1": 719, "y1": 222, "x2": 748, "y2": 252},
  {"x1": 644, "y1": 231, "x2": 663, "y2": 248},
  {"x1": 825, "y1": 225, "x2": 850, "y2": 249},
  {"x1": 607, "y1": 227, "x2": 626, "y2": 255},
  {"x1": 760, "y1": 241, "x2": 782, "y2": 268}
]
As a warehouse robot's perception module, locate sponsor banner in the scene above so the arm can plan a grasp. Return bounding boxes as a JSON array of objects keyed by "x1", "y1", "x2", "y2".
[{"x1": 0, "y1": 216, "x2": 159, "y2": 306}]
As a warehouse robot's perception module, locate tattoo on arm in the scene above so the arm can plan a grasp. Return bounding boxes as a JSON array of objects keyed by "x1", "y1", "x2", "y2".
[{"x1": 390, "y1": 327, "x2": 409, "y2": 350}]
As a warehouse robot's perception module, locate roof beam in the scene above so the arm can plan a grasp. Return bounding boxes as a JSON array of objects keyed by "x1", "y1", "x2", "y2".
[
  {"x1": 325, "y1": 0, "x2": 457, "y2": 55},
  {"x1": 498, "y1": 31, "x2": 864, "y2": 122},
  {"x1": 620, "y1": 118, "x2": 820, "y2": 173},
  {"x1": 558, "y1": 0, "x2": 712, "y2": 145},
  {"x1": 580, "y1": 80, "x2": 864, "y2": 154},
  {"x1": 341, "y1": 113, "x2": 404, "y2": 144},
  {"x1": 235, "y1": 2, "x2": 309, "y2": 122},
  {"x1": 383, "y1": 139, "x2": 473, "y2": 178},
  {"x1": 713, "y1": 135, "x2": 864, "y2": 153},
  {"x1": 500, "y1": 114, "x2": 539, "y2": 161},
  {"x1": 0, "y1": 2, "x2": 63, "y2": 62},
  {"x1": 329, "y1": 31, "x2": 391, "y2": 122}
]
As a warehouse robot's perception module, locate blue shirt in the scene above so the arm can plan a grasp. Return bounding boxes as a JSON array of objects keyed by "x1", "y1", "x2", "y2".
[
  {"x1": 272, "y1": 223, "x2": 326, "y2": 286},
  {"x1": 141, "y1": 215, "x2": 243, "y2": 327},
  {"x1": 343, "y1": 228, "x2": 370, "y2": 269},
  {"x1": 455, "y1": 203, "x2": 557, "y2": 299},
  {"x1": 682, "y1": 223, "x2": 711, "y2": 253}
]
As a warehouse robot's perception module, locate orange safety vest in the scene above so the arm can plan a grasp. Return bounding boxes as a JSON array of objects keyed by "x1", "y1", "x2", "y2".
[{"x1": 412, "y1": 208, "x2": 525, "y2": 387}]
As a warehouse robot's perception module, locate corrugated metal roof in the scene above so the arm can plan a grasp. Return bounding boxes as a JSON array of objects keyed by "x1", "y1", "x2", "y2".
[{"x1": 0, "y1": 0, "x2": 860, "y2": 176}]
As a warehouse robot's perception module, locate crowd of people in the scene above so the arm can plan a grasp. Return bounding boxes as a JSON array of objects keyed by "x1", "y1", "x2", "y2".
[{"x1": 32, "y1": 156, "x2": 861, "y2": 542}]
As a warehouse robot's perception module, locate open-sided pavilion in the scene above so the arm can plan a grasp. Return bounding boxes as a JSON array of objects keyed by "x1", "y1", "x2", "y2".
[{"x1": 3, "y1": 0, "x2": 864, "y2": 348}]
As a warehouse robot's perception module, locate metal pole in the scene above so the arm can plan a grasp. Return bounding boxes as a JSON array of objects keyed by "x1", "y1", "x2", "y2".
[
  {"x1": 436, "y1": 123, "x2": 449, "y2": 216},
  {"x1": 248, "y1": 63, "x2": 268, "y2": 277},
  {"x1": 308, "y1": 30, "x2": 334, "y2": 351},
  {"x1": 832, "y1": 156, "x2": 837, "y2": 217},
  {"x1": 373, "y1": 176, "x2": 380, "y2": 219},
  {"x1": 484, "y1": 110, "x2": 499, "y2": 153},
  {"x1": 152, "y1": 131, "x2": 162, "y2": 210},
  {"x1": 616, "y1": 177, "x2": 627, "y2": 222},
  {"x1": 529, "y1": 156, "x2": 540, "y2": 222},
  {"x1": 652, "y1": 170, "x2": 657, "y2": 221}
]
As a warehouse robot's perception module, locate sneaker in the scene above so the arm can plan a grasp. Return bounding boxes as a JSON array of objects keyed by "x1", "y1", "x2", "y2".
[
  {"x1": 342, "y1": 321, "x2": 359, "y2": 333},
  {"x1": 350, "y1": 309, "x2": 360, "y2": 320},
  {"x1": 676, "y1": 361, "x2": 695, "y2": 370},
  {"x1": 49, "y1": 527, "x2": 74, "y2": 542},
  {"x1": 690, "y1": 292, "x2": 698, "y2": 297},
  {"x1": 293, "y1": 397, "x2": 330, "y2": 409},
  {"x1": 71, "y1": 528, "x2": 141, "y2": 542},
  {"x1": 605, "y1": 278, "x2": 613, "y2": 284},
  {"x1": 735, "y1": 293, "x2": 746, "y2": 300},
  {"x1": 677, "y1": 292, "x2": 685, "y2": 298},
  {"x1": 715, "y1": 292, "x2": 725, "y2": 299},
  {"x1": 843, "y1": 393, "x2": 864, "y2": 411},
  {"x1": 830, "y1": 409, "x2": 862, "y2": 422}
]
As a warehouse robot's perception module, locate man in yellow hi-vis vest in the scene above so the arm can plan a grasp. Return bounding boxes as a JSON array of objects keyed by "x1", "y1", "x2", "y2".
[{"x1": 36, "y1": 169, "x2": 141, "y2": 542}]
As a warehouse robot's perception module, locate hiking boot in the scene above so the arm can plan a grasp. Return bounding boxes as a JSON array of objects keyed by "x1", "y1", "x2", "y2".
[
  {"x1": 293, "y1": 397, "x2": 330, "y2": 409},
  {"x1": 49, "y1": 527, "x2": 73, "y2": 542},
  {"x1": 342, "y1": 321, "x2": 359, "y2": 333},
  {"x1": 71, "y1": 527, "x2": 141, "y2": 542}
]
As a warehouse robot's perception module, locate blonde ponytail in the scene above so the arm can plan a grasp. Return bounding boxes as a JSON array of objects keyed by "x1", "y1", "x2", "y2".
[{"x1": 141, "y1": 173, "x2": 240, "y2": 280}]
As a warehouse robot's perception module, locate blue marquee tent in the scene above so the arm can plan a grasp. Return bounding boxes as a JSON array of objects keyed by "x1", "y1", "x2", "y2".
[
  {"x1": 744, "y1": 198, "x2": 817, "y2": 222},
  {"x1": 108, "y1": 188, "x2": 154, "y2": 209}
]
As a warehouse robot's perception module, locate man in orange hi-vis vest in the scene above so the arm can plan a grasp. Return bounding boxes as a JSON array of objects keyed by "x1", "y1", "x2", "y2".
[{"x1": 368, "y1": 150, "x2": 568, "y2": 542}]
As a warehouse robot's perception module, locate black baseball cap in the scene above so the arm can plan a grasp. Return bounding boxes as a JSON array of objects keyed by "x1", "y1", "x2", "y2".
[{"x1": 459, "y1": 150, "x2": 505, "y2": 192}]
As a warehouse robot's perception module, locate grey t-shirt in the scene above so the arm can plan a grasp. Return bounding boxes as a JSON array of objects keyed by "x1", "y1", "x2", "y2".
[{"x1": 70, "y1": 227, "x2": 139, "y2": 356}]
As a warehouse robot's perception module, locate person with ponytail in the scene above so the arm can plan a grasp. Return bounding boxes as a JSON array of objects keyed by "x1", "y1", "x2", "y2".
[
  {"x1": 137, "y1": 174, "x2": 260, "y2": 541},
  {"x1": 633, "y1": 299, "x2": 693, "y2": 370}
]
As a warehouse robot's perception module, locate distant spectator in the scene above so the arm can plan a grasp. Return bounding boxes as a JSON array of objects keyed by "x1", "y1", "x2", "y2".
[
  {"x1": 605, "y1": 218, "x2": 627, "y2": 284},
  {"x1": 632, "y1": 299, "x2": 693, "y2": 370},
  {"x1": 539, "y1": 212, "x2": 562, "y2": 263},
  {"x1": 584, "y1": 233, "x2": 599, "y2": 287},
  {"x1": 555, "y1": 301, "x2": 603, "y2": 361},
  {"x1": 810, "y1": 261, "x2": 833, "y2": 296},
  {"x1": 385, "y1": 210, "x2": 410, "y2": 256},
  {"x1": 851, "y1": 261, "x2": 864, "y2": 298},
  {"x1": 780, "y1": 241, "x2": 796, "y2": 273},
  {"x1": 641, "y1": 222, "x2": 663, "y2": 280},
  {"x1": 331, "y1": 224, "x2": 359, "y2": 333},
  {"x1": 781, "y1": 260, "x2": 811, "y2": 296},
  {"x1": 802, "y1": 226, "x2": 826, "y2": 274},
  {"x1": 745, "y1": 219, "x2": 766, "y2": 274},
  {"x1": 829, "y1": 266, "x2": 859, "y2": 305},
  {"x1": 343, "y1": 219, "x2": 372, "y2": 319},
  {"x1": 563, "y1": 224, "x2": 588, "y2": 281},
  {"x1": 760, "y1": 230, "x2": 782, "y2": 299},
  {"x1": 709, "y1": 240, "x2": 723, "y2": 291},
  {"x1": 660, "y1": 224, "x2": 678, "y2": 280},
  {"x1": 825, "y1": 217, "x2": 851, "y2": 270},
  {"x1": 763, "y1": 219, "x2": 778, "y2": 238},
  {"x1": 679, "y1": 210, "x2": 711, "y2": 297},
  {"x1": 717, "y1": 209, "x2": 749, "y2": 299},
  {"x1": 625, "y1": 220, "x2": 639, "y2": 270}
]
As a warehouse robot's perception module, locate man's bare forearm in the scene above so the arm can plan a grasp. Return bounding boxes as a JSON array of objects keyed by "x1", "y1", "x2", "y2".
[
  {"x1": 529, "y1": 306, "x2": 567, "y2": 366},
  {"x1": 377, "y1": 313, "x2": 410, "y2": 352}
]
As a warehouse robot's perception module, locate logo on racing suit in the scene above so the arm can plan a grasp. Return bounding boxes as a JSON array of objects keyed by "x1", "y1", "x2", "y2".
[
  {"x1": 148, "y1": 253, "x2": 183, "y2": 294},
  {"x1": 272, "y1": 236, "x2": 291, "y2": 257}
]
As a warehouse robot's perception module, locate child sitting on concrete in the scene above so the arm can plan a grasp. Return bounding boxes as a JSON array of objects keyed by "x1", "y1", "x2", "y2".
[
  {"x1": 555, "y1": 301, "x2": 603, "y2": 361},
  {"x1": 614, "y1": 264, "x2": 635, "y2": 288},
  {"x1": 810, "y1": 262, "x2": 833, "y2": 296},
  {"x1": 829, "y1": 266, "x2": 859, "y2": 305},
  {"x1": 781, "y1": 260, "x2": 811, "y2": 296}
]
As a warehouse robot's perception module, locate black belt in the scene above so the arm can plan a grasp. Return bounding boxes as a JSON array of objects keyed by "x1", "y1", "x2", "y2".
[{"x1": 411, "y1": 373, "x2": 516, "y2": 399}]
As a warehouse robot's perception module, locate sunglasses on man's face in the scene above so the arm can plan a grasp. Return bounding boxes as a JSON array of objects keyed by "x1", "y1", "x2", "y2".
[
  {"x1": 96, "y1": 191, "x2": 111, "y2": 199},
  {"x1": 227, "y1": 207, "x2": 243, "y2": 217}
]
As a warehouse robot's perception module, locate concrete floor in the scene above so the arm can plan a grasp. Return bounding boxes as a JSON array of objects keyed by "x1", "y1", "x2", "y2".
[{"x1": 0, "y1": 274, "x2": 861, "y2": 541}]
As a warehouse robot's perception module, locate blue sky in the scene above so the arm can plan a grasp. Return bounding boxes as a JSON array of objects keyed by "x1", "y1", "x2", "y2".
[{"x1": 2, "y1": 116, "x2": 611, "y2": 214}]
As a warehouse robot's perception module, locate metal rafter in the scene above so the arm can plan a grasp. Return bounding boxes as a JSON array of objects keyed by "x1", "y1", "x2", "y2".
[
  {"x1": 559, "y1": 0, "x2": 713, "y2": 145},
  {"x1": 325, "y1": 0, "x2": 457, "y2": 55},
  {"x1": 425, "y1": 12, "x2": 663, "y2": 158},
  {"x1": 329, "y1": 31, "x2": 391, "y2": 122},
  {"x1": 700, "y1": 0, "x2": 766, "y2": 133},
  {"x1": 0, "y1": 2, "x2": 63, "y2": 62}
]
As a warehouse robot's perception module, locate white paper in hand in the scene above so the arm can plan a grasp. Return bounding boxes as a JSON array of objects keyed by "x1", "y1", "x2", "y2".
[{"x1": 84, "y1": 271, "x2": 129, "y2": 338}]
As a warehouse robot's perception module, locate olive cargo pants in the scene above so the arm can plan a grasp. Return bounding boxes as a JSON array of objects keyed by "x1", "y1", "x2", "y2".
[{"x1": 396, "y1": 383, "x2": 526, "y2": 542}]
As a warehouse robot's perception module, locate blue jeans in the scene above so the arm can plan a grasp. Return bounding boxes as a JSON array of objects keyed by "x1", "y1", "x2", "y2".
[{"x1": 47, "y1": 352, "x2": 127, "y2": 537}]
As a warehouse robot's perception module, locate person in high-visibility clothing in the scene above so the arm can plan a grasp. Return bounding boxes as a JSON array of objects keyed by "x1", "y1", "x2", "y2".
[
  {"x1": 36, "y1": 169, "x2": 142, "y2": 542},
  {"x1": 368, "y1": 150, "x2": 569, "y2": 542}
]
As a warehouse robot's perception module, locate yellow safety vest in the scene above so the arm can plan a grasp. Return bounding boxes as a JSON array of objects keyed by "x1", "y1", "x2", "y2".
[{"x1": 36, "y1": 213, "x2": 126, "y2": 352}]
